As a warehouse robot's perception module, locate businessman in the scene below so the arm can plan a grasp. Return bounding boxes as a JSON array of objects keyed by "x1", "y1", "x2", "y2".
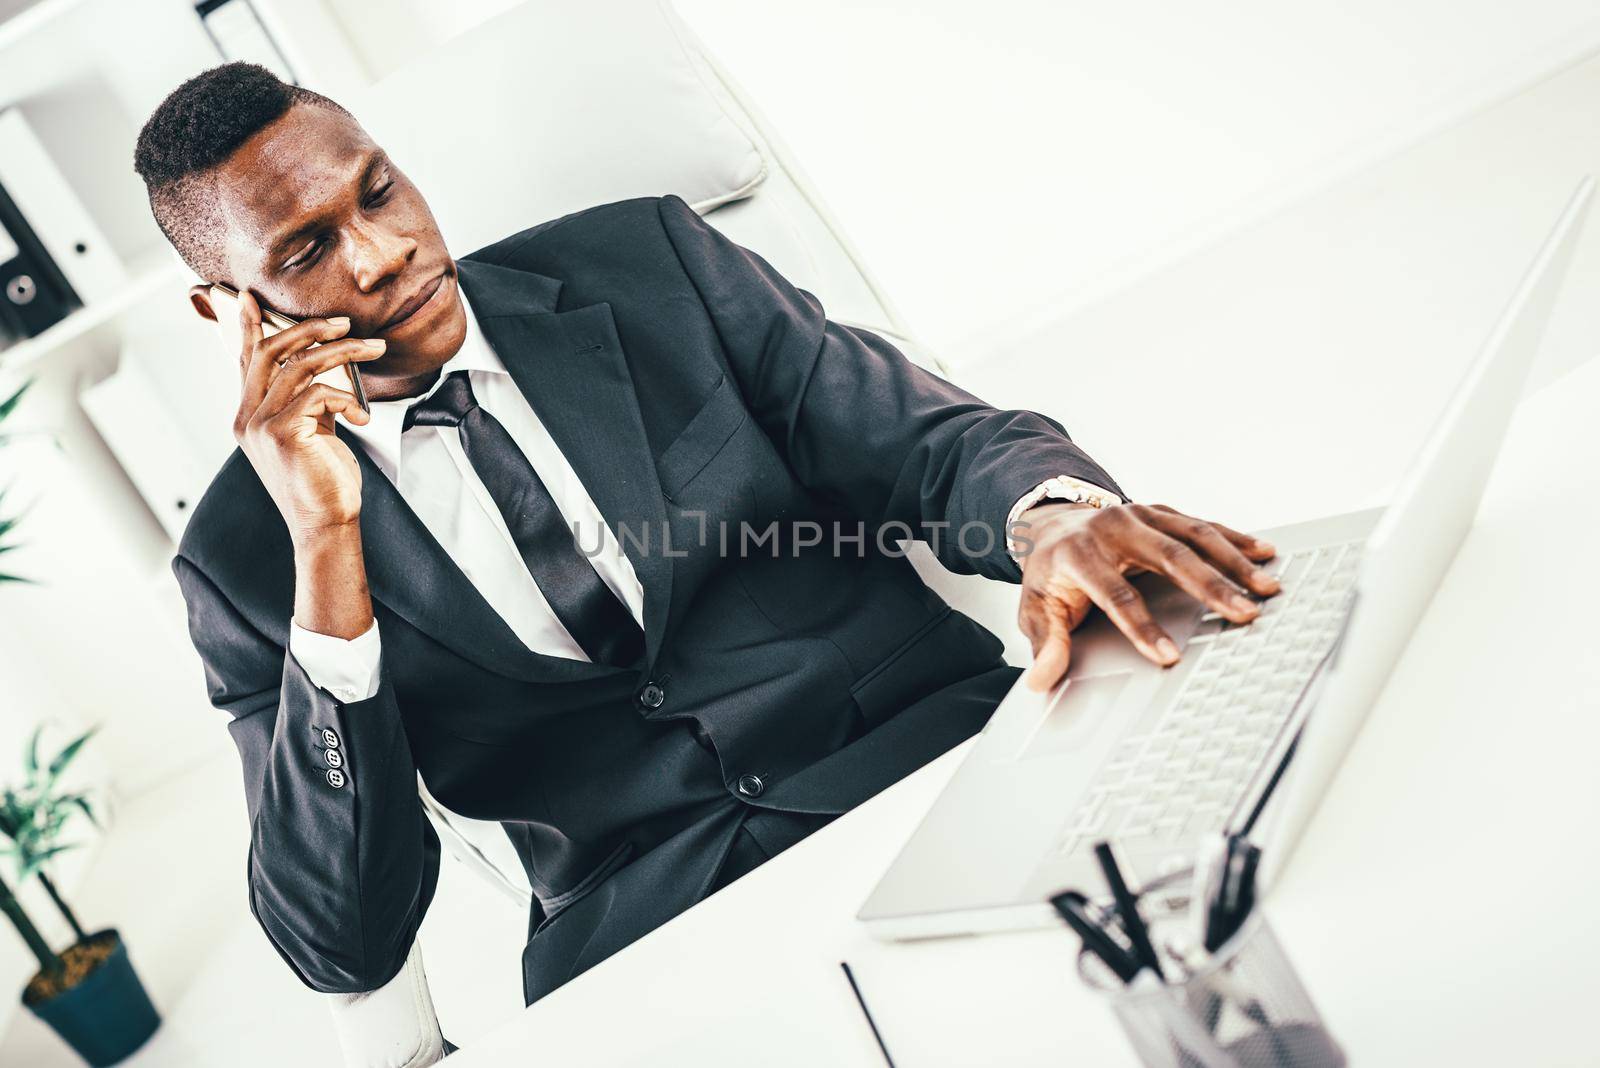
[{"x1": 138, "y1": 63, "x2": 1279, "y2": 1008}]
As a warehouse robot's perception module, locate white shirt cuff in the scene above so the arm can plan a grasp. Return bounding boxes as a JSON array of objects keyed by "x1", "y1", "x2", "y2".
[
  {"x1": 1006, "y1": 475, "x2": 1125, "y2": 563},
  {"x1": 289, "y1": 617, "x2": 382, "y2": 704}
]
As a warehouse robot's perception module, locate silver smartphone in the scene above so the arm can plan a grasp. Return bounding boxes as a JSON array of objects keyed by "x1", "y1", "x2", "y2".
[{"x1": 199, "y1": 282, "x2": 370, "y2": 415}]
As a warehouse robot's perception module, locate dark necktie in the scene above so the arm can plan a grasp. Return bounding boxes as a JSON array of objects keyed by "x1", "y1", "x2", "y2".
[{"x1": 403, "y1": 371, "x2": 645, "y2": 668}]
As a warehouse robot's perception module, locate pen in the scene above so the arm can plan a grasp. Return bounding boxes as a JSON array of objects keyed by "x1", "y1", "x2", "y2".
[
  {"x1": 1093, "y1": 841, "x2": 1166, "y2": 981},
  {"x1": 1050, "y1": 890, "x2": 1142, "y2": 985},
  {"x1": 1190, "y1": 833, "x2": 1229, "y2": 949},
  {"x1": 840, "y1": 961, "x2": 896, "y2": 1068},
  {"x1": 1206, "y1": 837, "x2": 1261, "y2": 953},
  {"x1": 1186, "y1": 835, "x2": 1231, "y2": 1034}
]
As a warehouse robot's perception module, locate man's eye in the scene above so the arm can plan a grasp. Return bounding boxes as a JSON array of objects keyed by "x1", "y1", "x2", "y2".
[
  {"x1": 364, "y1": 182, "x2": 394, "y2": 208},
  {"x1": 285, "y1": 238, "x2": 325, "y2": 271}
]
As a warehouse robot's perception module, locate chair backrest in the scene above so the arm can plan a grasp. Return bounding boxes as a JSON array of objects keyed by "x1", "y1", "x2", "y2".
[
  {"x1": 352, "y1": 0, "x2": 945, "y2": 912},
  {"x1": 354, "y1": 0, "x2": 920, "y2": 351}
]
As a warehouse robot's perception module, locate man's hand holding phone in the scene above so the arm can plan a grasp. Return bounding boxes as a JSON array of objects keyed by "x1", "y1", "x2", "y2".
[
  {"x1": 232, "y1": 289, "x2": 383, "y2": 535},
  {"x1": 231, "y1": 289, "x2": 386, "y2": 640}
]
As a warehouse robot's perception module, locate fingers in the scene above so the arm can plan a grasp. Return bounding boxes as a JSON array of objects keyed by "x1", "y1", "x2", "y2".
[
  {"x1": 1019, "y1": 593, "x2": 1074, "y2": 692},
  {"x1": 236, "y1": 291, "x2": 273, "y2": 408},
  {"x1": 1019, "y1": 503, "x2": 1282, "y2": 674},
  {"x1": 264, "y1": 383, "x2": 370, "y2": 436},
  {"x1": 257, "y1": 315, "x2": 356, "y2": 363},
  {"x1": 258, "y1": 336, "x2": 384, "y2": 415},
  {"x1": 237, "y1": 311, "x2": 353, "y2": 422},
  {"x1": 1141, "y1": 507, "x2": 1279, "y2": 598},
  {"x1": 1150, "y1": 504, "x2": 1275, "y2": 562},
  {"x1": 1068, "y1": 548, "x2": 1180, "y2": 666},
  {"x1": 1128, "y1": 529, "x2": 1261, "y2": 625},
  {"x1": 237, "y1": 289, "x2": 263, "y2": 366}
]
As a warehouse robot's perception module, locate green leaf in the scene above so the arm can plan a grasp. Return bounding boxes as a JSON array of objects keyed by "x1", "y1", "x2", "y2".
[
  {"x1": 45, "y1": 727, "x2": 98, "y2": 782},
  {"x1": 65, "y1": 795, "x2": 97, "y2": 828},
  {"x1": 0, "y1": 794, "x2": 20, "y2": 831},
  {"x1": 15, "y1": 843, "x2": 73, "y2": 883},
  {"x1": 0, "y1": 508, "x2": 31, "y2": 546},
  {"x1": 23, "y1": 726, "x2": 41, "y2": 776},
  {"x1": 0, "y1": 380, "x2": 31, "y2": 424}
]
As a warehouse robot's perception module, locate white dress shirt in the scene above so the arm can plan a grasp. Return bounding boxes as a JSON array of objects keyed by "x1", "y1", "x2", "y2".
[
  {"x1": 289, "y1": 289, "x2": 645, "y2": 702},
  {"x1": 289, "y1": 292, "x2": 1121, "y2": 703}
]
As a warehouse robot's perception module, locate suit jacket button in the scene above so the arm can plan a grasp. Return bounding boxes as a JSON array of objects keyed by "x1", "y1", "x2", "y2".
[
  {"x1": 736, "y1": 774, "x2": 765, "y2": 798},
  {"x1": 322, "y1": 728, "x2": 341, "y2": 749},
  {"x1": 637, "y1": 682, "x2": 666, "y2": 710},
  {"x1": 324, "y1": 749, "x2": 344, "y2": 769},
  {"x1": 326, "y1": 768, "x2": 346, "y2": 789}
]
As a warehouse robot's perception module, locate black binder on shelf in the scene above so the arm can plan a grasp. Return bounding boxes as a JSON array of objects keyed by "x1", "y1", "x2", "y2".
[{"x1": 0, "y1": 178, "x2": 81, "y2": 345}]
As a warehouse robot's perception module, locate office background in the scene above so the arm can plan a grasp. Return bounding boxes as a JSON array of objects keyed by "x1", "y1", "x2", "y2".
[{"x1": 1, "y1": 0, "x2": 1599, "y2": 1063}]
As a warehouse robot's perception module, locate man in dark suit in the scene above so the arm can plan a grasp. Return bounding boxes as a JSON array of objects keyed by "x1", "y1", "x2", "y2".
[{"x1": 135, "y1": 64, "x2": 1279, "y2": 1007}]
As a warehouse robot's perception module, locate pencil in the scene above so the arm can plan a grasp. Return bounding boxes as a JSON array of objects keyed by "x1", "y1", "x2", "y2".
[{"x1": 840, "y1": 960, "x2": 897, "y2": 1068}]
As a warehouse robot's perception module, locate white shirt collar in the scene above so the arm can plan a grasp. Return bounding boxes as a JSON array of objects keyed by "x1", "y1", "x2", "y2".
[{"x1": 341, "y1": 287, "x2": 508, "y2": 484}]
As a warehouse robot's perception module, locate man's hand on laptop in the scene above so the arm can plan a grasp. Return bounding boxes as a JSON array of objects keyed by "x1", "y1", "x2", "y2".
[{"x1": 1016, "y1": 503, "x2": 1280, "y2": 692}]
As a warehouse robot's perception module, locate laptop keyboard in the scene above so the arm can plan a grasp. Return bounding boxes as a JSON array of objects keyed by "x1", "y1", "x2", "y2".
[{"x1": 1050, "y1": 541, "x2": 1363, "y2": 860}]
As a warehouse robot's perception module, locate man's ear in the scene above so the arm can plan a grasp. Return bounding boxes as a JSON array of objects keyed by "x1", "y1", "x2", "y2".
[{"x1": 188, "y1": 283, "x2": 218, "y2": 322}]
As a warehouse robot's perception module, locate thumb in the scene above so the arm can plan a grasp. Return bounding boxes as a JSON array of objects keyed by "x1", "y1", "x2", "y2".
[{"x1": 1022, "y1": 601, "x2": 1074, "y2": 692}]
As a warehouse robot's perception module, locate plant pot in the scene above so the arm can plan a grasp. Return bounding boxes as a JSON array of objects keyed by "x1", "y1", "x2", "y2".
[{"x1": 23, "y1": 928, "x2": 160, "y2": 1066}]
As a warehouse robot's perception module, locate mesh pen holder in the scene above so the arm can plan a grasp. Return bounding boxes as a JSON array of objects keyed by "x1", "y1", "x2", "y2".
[{"x1": 1077, "y1": 908, "x2": 1345, "y2": 1068}]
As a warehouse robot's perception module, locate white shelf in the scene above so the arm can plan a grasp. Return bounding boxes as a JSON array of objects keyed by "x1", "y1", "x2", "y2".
[
  {"x1": 0, "y1": 257, "x2": 184, "y2": 376},
  {"x1": 0, "y1": 0, "x2": 86, "y2": 55}
]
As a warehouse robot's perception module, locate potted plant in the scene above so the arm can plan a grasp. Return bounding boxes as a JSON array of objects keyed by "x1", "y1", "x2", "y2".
[
  {"x1": 0, "y1": 728, "x2": 160, "y2": 1066},
  {"x1": 0, "y1": 380, "x2": 160, "y2": 1064}
]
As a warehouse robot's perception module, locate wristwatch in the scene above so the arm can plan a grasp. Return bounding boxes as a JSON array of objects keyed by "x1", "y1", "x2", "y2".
[{"x1": 1006, "y1": 476, "x2": 1125, "y2": 561}]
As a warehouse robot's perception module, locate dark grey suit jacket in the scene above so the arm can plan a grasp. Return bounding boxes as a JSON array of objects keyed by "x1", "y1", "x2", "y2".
[{"x1": 172, "y1": 194, "x2": 1122, "y2": 1005}]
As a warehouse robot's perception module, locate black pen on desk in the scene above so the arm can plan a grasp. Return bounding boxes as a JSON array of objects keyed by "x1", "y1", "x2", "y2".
[
  {"x1": 1050, "y1": 890, "x2": 1142, "y2": 985},
  {"x1": 1093, "y1": 841, "x2": 1166, "y2": 981},
  {"x1": 840, "y1": 961, "x2": 896, "y2": 1068}
]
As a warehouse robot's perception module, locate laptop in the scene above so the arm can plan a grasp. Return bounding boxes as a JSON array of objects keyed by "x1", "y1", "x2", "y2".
[{"x1": 859, "y1": 178, "x2": 1593, "y2": 940}]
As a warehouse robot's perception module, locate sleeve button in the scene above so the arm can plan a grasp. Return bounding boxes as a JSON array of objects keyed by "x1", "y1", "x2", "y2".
[
  {"x1": 321, "y1": 729, "x2": 340, "y2": 749},
  {"x1": 324, "y1": 749, "x2": 344, "y2": 769},
  {"x1": 637, "y1": 682, "x2": 666, "y2": 710},
  {"x1": 326, "y1": 768, "x2": 346, "y2": 789}
]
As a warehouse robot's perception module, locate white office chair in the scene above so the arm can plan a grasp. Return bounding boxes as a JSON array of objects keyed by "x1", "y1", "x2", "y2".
[{"x1": 329, "y1": 2, "x2": 1026, "y2": 1062}]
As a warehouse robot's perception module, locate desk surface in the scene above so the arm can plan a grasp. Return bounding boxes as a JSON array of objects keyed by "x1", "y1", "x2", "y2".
[{"x1": 446, "y1": 353, "x2": 1599, "y2": 1066}]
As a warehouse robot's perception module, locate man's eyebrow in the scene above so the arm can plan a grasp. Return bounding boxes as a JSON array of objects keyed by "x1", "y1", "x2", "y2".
[{"x1": 265, "y1": 150, "x2": 388, "y2": 259}]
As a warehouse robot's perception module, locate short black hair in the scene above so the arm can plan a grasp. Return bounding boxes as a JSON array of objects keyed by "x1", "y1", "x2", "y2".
[{"x1": 134, "y1": 62, "x2": 349, "y2": 278}]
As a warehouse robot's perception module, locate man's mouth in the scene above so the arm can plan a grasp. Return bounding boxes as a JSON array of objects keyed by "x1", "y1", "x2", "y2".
[{"x1": 381, "y1": 271, "x2": 450, "y2": 331}]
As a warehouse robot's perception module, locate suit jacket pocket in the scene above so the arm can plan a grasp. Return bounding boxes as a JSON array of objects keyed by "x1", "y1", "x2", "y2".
[
  {"x1": 849, "y1": 608, "x2": 1004, "y2": 728},
  {"x1": 535, "y1": 839, "x2": 635, "y2": 931},
  {"x1": 656, "y1": 373, "x2": 747, "y2": 501}
]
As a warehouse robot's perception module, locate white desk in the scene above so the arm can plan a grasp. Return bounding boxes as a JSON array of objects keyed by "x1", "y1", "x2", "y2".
[{"x1": 444, "y1": 350, "x2": 1598, "y2": 1066}]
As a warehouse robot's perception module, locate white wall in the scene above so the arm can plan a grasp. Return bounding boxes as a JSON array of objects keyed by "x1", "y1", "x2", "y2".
[{"x1": 673, "y1": 0, "x2": 1600, "y2": 358}]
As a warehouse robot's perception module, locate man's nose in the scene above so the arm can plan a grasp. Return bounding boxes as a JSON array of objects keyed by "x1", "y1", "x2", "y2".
[{"x1": 351, "y1": 221, "x2": 417, "y2": 293}]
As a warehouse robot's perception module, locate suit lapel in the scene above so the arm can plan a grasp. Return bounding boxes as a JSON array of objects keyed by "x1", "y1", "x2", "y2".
[
  {"x1": 457, "y1": 258, "x2": 674, "y2": 670},
  {"x1": 349, "y1": 257, "x2": 673, "y2": 683},
  {"x1": 345, "y1": 426, "x2": 617, "y2": 685}
]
